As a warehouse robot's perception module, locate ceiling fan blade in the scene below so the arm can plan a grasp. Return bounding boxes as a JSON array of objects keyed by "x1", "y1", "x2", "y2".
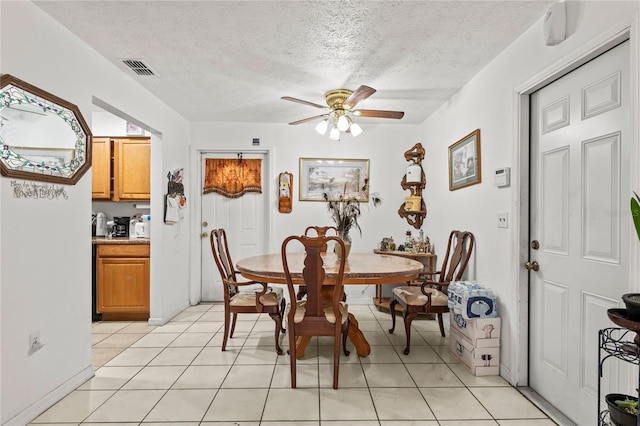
[
  {"x1": 281, "y1": 96, "x2": 326, "y2": 109},
  {"x1": 288, "y1": 114, "x2": 326, "y2": 125},
  {"x1": 343, "y1": 85, "x2": 376, "y2": 109},
  {"x1": 353, "y1": 109, "x2": 404, "y2": 119}
]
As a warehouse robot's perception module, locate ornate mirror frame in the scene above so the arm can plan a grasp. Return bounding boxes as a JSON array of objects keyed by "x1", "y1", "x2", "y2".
[{"x1": 0, "y1": 74, "x2": 92, "y2": 185}]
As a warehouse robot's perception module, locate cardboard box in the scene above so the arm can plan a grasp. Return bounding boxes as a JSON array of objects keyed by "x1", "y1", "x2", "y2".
[
  {"x1": 451, "y1": 314, "x2": 501, "y2": 346},
  {"x1": 450, "y1": 327, "x2": 500, "y2": 376}
]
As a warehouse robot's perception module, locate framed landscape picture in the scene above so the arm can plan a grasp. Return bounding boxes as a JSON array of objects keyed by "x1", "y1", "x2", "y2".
[
  {"x1": 299, "y1": 157, "x2": 370, "y2": 201},
  {"x1": 448, "y1": 129, "x2": 481, "y2": 191}
]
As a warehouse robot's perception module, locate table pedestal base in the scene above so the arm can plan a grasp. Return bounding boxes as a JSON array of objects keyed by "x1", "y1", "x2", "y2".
[{"x1": 295, "y1": 313, "x2": 371, "y2": 358}]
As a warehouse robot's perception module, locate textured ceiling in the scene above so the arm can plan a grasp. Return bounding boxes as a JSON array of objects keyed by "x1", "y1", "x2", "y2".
[{"x1": 34, "y1": 1, "x2": 552, "y2": 125}]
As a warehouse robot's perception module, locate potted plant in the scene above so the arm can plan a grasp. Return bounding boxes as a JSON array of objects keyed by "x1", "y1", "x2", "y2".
[
  {"x1": 606, "y1": 393, "x2": 638, "y2": 426},
  {"x1": 632, "y1": 191, "x2": 640, "y2": 242},
  {"x1": 323, "y1": 180, "x2": 382, "y2": 259},
  {"x1": 623, "y1": 192, "x2": 640, "y2": 320},
  {"x1": 606, "y1": 193, "x2": 640, "y2": 425}
]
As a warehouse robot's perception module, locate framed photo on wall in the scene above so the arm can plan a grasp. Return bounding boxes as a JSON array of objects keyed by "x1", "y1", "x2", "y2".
[
  {"x1": 126, "y1": 121, "x2": 144, "y2": 136},
  {"x1": 299, "y1": 157, "x2": 370, "y2": 201},
  {"x1": 448, "y1": 129, "x2": 481, "y2": 191}
]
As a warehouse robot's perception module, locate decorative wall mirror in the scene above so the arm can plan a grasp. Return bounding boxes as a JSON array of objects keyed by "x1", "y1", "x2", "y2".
[{"x1": 0, "y1": 74, "x2": 92, "y2": 185}]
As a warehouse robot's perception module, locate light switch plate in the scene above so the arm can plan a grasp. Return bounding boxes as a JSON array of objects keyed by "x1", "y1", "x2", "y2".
[{"x1": 497, "y1": 212, "x2": 508, "y2": 228}]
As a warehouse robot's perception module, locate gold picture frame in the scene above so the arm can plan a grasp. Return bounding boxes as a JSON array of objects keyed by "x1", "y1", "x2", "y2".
[
  {"x1": 299, "y1": 157, "x2": 370, "y2": 201},
  {"x1": 448, "y1": 129, "x2": 481, "y2": 191}
]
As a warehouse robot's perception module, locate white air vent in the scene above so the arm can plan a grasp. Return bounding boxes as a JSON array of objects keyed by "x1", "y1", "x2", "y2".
[{"x1": 121, "y1": 59, "x2": 156, "y2": 76}]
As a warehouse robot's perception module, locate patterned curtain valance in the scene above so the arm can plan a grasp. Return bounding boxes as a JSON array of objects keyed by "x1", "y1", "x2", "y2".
[{"x1": 203, "y1": 158, "x2": 262, "y2": 198}]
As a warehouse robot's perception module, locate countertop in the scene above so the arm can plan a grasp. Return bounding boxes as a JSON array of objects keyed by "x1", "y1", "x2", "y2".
[{"x1": 92, "y1": 237, "x2": 150, "y2": 245}]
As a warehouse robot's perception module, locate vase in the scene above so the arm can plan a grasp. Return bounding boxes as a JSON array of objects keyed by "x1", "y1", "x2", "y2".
[{"x1": 335, "y1": 232, "x2": 352, "y2": 260}]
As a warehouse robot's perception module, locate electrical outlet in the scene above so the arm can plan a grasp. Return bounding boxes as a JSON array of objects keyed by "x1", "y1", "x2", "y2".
[
  {"x1": 29, "y1": 330, "x2": 44, "y2": 353},
  {"x1": 497, "y1": 212, "x2": 508, "y2": 228}
]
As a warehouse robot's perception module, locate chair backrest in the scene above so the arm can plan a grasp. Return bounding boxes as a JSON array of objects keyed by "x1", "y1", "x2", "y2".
[
  {"x1": 437, "y1": 230, "x2": 475, "y2": 283},
  {"x1": 304, "y1": 226, "x2": 338, "y2": 253},
  {"x1": 282, "y1": 234, "x2": 346, "y2": 320},
  {"x1": 210, "y1": 228, "x2": 238, "y2": 299}
]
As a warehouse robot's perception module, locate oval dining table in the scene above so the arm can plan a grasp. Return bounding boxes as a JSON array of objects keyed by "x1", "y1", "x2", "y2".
[{"x1": 236, "y1": 252, "x2": 424, "y2": 358}]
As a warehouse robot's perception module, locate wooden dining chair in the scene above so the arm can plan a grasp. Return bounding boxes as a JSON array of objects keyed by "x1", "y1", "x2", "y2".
[
  {"x1": 210, "y1": 228, "x2": 286, "y2": 355},
  {"x1": 281, "y1": 234, "x2": 350, "y2": 389},
  {"x1": 296, "y1": 225, "x2": 338, "y2": 300},
  {"x1": 388, "y1": 230, "x2": 475, "y2": 355}
]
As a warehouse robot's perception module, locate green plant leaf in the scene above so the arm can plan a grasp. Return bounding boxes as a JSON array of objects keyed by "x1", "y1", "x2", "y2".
[{"x1": 631, "y1": 192, "x2": 640, "y2": 242}]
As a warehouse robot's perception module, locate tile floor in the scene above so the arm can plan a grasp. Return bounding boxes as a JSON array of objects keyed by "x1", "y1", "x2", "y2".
[{"x1": 31, "y1": 303, "x2": 556, "y2": 425}]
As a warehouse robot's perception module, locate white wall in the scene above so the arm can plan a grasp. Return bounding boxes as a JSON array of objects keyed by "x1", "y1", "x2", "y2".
[
  {"x1": 189, "y1": 121, "x2": 424, "y2": 303},
  {"x1": 0, "y1": 2, "x2": 190, "y2": 424},
  {"x1": 420, "y1": 1, "x2": 640, "y2": 385}
]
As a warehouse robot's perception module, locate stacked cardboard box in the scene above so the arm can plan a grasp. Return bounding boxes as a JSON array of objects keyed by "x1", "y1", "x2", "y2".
[{"x1": 449, "y1": 315, "x2": 501, "y2": 376}]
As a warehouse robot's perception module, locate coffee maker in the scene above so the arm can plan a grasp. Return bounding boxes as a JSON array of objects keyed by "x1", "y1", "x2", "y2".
[{"x1": 113, "y1": 216, "x2": 130, "y2": 237}]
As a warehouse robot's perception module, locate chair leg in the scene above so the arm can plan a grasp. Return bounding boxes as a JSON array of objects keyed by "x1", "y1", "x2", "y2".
[
  {"x1": 288, "y1": 324, "x2": 297, "y2": 388},
  {"x1": 229, "y1": 313, "x2": 238, "y2": 338},
  {"x1": 222, "y1": 307, "x2": 231, "y2": 351},
  {"x1": 280, "y1": 299, "x2": 287, "y2": 333},
  {"x1": 402, "y1": 311, "x2": 417, "y2": 355},
  {"x1": 437, "y1": 312, "x2": 446, "y2": 337},
  {"x1": 342, "y1": 320, "x2": 350, "y2": 356},
  {"x1": 333, "y1": 326, "x2": 340, "y2": 389},
  {"x1": 269, "y1": 312, "x2": 284, "y2": 355},
  {"x1": 388, "y1": 298, "x2": 398, "y2": 333}
]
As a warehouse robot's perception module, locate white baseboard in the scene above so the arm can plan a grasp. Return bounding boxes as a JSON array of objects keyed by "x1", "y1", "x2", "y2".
[
  {"x1": 148, "y1": 299, "x2": 190, "y2": 326},
  {"x1": 4, "y1": 365, "x2": 94, "y2": 426}
]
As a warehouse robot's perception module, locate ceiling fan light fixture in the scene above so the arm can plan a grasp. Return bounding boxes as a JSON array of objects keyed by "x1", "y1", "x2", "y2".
[
  {"x1": 329, "y1": 126, "x2": 340, "y2": 141},
  {"x1": 337, "y1": 113, "x2": 349, "y2": 131},
  {"x1": 350, "y1": 122, "x2": 363, "y2": 137},
  {"x1": 315, "y1": 119, "x2": 329, "y2": 135}
]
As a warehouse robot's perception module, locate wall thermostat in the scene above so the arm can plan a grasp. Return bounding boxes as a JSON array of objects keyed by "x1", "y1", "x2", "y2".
[{"x1": 495, "y1": 167, "x2": 510, "y2": 187}]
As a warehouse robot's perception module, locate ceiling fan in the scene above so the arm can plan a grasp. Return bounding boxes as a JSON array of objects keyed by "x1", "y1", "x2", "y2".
[{"x1": 281, "y1": 85, "x2": 404, "y2": 139}]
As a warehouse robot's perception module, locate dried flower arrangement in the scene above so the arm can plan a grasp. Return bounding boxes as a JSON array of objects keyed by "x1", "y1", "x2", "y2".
[{"x1": 323, "y1": 179, "x2": 382, "y2": 239}]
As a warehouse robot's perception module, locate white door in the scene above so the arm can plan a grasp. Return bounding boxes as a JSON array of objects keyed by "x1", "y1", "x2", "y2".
[
  {"x1": 200, "y1": 152, "x2": 267, "y2": 301},
  {"x1": 529, "y1": 41, "x2": 631, "y2": 425}
]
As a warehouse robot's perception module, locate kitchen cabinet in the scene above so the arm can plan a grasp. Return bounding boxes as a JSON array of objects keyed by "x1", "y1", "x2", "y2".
[
  {"x1": 91, "y1": 137, "x2": 150, "y2": 201},
  {"x1": 96, "y1": 243, "x2": 150, "y2": 320},
  {"x1": 91, "y1": 138, "x2": 111, "y2": 199}
]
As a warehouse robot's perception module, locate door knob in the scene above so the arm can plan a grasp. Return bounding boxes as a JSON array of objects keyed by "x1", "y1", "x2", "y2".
[
  {"x1": 524, "y1": 261, "x2": 539, "y2": 271},
  {"x1": 202, "y1": 232, "x2": 209, "y2": 238}
]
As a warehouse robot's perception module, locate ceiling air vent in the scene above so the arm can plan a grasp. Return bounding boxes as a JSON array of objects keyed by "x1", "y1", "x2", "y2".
[{"x1": 121, "y1": 59, "x2": 156, "y2": 76}]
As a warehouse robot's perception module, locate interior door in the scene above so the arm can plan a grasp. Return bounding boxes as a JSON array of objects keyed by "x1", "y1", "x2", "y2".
[
  {"x1": 200, "y1": 152, "x2": 267, "y2": 301},
  {"x1": 529, "y1": 40, "x2": 631, "y2": 425}
]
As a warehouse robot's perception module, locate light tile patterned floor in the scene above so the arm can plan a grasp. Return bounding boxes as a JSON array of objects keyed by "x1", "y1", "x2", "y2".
[{"x1": 31, "y1": 304, "x2": 556, "y2": 425}]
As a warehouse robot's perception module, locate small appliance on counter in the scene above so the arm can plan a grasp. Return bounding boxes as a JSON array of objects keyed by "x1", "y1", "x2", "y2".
[
  {"x1": 95, "y1": 212, "x2": 107, "y2": 237},
  {"x1": 131, "y1": 215, "x2": 151, "y2": 238},
  {"x1": 113, "y1": 216, "x2": 130, "y2": 237}
]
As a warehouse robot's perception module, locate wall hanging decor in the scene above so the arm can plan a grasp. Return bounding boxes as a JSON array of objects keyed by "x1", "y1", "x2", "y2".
[
  {"x1": 299, "y1": 157, "x2": 369, "y2": 201},
  {"x1": 448, "y1": 129, "x2": 481, "y2": 191},
  {"x1": 398, "y1": 143, "x2": 426, "y2": 229},
  {"x1": 278, "y1": 171, "x2": 293, "y2": 213},
  {"x1": 0, "y1": 74, "x2": 92, "y2": 185},
  {"x1": 10, "y1": 180, "x2": 69, "y2": 200},
  {"x1": 164, "y1": 168, "x2": 185, "y2": 224},
  {"x1": 203, "y1": 156, "x2": 262, "y2": 198}
]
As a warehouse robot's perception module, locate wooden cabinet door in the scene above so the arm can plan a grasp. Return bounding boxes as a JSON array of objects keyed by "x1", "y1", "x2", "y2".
[
  {"x1": 113, "y1": 138, "x2": 150, "y2": 201},
  {"x1": 97, "y1": 257, "x2": 150, "y2": 314},
  {"x1": 96, "y1": 244, "x2": 150, "y2": 320},
  {"x1": 91, "y1": 137, "x2": 111, "y2": 199}
]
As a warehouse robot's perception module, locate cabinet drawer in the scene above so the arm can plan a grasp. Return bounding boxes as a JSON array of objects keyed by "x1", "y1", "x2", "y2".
[{"x1": 97, "y1": 244, "x2": 149, "y2": 257}]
